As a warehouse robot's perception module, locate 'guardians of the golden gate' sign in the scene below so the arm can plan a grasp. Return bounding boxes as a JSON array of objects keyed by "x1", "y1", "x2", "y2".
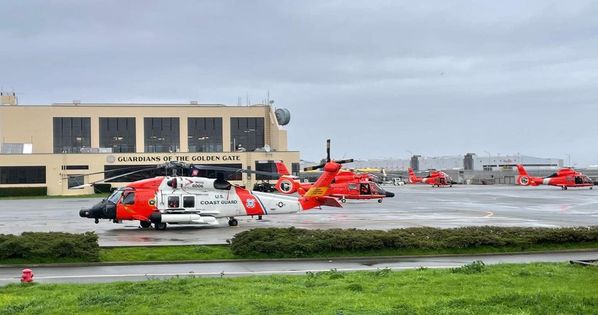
[{"x1": 106, "y1": 155, "x2": 241, "y2": 164}]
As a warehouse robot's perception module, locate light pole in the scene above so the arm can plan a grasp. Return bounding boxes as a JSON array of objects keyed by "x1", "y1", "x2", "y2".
[{"x1": 483, "y1": 150, "x2": 491, "y2": 171}]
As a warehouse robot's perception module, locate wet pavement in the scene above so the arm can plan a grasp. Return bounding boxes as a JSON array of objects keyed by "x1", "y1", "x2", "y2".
[
  {"x1": 0, "y1": 185, "x2": 597, "y2": 246},
  {"x1": 1, "y1": 250, "x2": 597, "y2": 285}
]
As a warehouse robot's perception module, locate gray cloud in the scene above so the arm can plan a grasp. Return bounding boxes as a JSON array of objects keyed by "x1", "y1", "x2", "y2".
[{"x1": 1, "y1": 0, "x2": 597, "y2": 165}]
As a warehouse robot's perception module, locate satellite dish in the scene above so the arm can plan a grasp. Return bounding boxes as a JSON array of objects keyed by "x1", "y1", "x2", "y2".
[{"x1": 275, "y1": 108, "x2": 291, "y2": 126}]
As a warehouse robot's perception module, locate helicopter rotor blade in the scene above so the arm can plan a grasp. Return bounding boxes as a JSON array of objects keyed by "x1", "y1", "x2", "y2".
[{"x1": 191, "y1": 164, "x2": 280, "y2": 178}]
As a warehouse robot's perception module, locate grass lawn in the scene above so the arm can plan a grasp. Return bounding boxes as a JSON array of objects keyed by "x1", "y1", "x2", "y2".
[{"x1": 1, "y1": 263, "x2": 597, "y2": 314}]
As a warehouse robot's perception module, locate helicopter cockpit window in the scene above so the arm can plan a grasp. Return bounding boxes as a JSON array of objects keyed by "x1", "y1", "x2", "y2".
[
  {"x1": 168, "y1": 196, "x2": 180, "y2": 208},
  {"x1": 122, "y1": 192, "x2": 135, "y2": 205},
  {"x1": 370, "y1": 183, "x2": 386, "y2": 194},
  {"x1": 360, "y1": 183, "x2": 371, "y2": 194},
  {"x1": 107, "y1": 190, "x2": 123, "y2": 204}
]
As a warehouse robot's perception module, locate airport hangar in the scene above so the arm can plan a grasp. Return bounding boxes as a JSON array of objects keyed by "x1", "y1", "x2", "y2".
[{"x1": 0, "y1": 93, "x2": 298, "y2": 196}]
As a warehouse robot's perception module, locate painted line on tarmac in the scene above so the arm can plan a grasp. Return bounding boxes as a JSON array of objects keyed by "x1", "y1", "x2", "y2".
[{"x1": 0, "y1": 265, "x2": 461, "y2": 282}]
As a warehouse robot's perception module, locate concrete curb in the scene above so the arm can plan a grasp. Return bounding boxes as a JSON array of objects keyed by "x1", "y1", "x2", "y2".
[{"x1": 1, "y1": 248, "x2": 597, "y2": 269}]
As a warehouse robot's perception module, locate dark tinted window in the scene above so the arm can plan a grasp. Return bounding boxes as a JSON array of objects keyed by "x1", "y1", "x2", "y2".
[
  {"x1": 68, "y1": 175, "x2": 84, "y2": 189},
  {"x1": 188, "y1": 118, "x2": 223, "y2": 152},
  {"x1": 100, "y1": 118, "x2": 136, "y2": 153},
  {"x1": 0, "y1": 166, "x2": 46, "y2": 184},
  {"x1": 53, "y1": 117, "x2": 91, "y2": 153},
  {"x1": 255, "y1": 161, "x2": 278, "y2": 180},
  {"x1": 144, "y1": 118, "x2": 180, "y2": 153},
  {"x1": 192, "y1": 163, "x2": 242, "y2": 181},
  {"x1": 103, "y1": 165, "x2": 166, "y2": 182},
  {"x1": 183, "y1": 196, "x2": 195, "y2": 208},
  {"x1": 123, "y1": 192, "x2": 135, "y2": 205},
  {"x1": 230, "y1": 117, "x2": 264, "y2": 151},
  {"x1": 168, "y1": 196, "x2": 180, "y2": 208}
]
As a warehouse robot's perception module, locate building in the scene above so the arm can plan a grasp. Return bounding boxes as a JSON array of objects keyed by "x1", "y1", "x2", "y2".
[
  {"x1": 0, "y1": 95, "x2": 299, "y2": 195},
  {"x1": 348, "y1": 154, "x2": 563, "y2": 172}
]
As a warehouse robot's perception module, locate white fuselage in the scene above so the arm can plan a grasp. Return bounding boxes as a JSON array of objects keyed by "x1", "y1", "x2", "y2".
[{"x1": 153, "y1": 177, "x2": 303, "y2": 224}]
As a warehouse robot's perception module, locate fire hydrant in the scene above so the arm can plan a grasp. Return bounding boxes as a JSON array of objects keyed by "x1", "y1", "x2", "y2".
[{"x1": 21, "y1": 268, "x2": 34, "y2": 283}]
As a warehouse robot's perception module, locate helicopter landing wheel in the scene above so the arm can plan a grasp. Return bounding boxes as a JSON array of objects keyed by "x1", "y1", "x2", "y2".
[
  {"x1": 378, "y1": 199, "x2": 383, "y2": 203},
  {"x1": 154, "y1": 222, "x2": 167, "y2": 230},
  {"x1": 140, "y1": 220, "x2": 152, "y2": 228},
  {"x1": 340, "y1": 198, "x2": 346, "y2": 203},
  {"x1": 228, "y1": 218, "x2": 238, "y2": 227},
  {"x1": 590, "y1": 187, "x2": 593, "y2": 190}
]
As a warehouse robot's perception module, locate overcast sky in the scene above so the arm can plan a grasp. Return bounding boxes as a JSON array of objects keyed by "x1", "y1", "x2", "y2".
[{"x1": 1, "y1": 1, "x2": 597, "y2": 165}]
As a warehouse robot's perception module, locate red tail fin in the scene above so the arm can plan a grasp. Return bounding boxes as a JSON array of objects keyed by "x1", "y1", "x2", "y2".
[
  {"x1": 299, "y1": 162, "x2": 342, "y2": 210},
  {"x1": 516, "y1": 164, "x2": 529, "y2": 177},
  {"x1": 516, "y1": 164, "x2": 540, "y2": 186},
  {"x1": 408, "y1": 168, "x2": 420, "y2": 184},
  {"x1": 275, "y1": 161, "x2": 291, "y2": 176}
]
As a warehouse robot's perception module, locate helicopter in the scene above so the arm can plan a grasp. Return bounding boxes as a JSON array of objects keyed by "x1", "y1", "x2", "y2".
[
  {"x1": 516, "y1": 164, "x2": 593, "y2": 190},
  {"x1": 273, "y1": 140, "x2": 395, "y2": 203},
  {"x1": 408, "y1": 168, "x2": 453, "y2": 187},
  {"x1": 78, "y1": 161, "x2": 344, "y2": 230}
]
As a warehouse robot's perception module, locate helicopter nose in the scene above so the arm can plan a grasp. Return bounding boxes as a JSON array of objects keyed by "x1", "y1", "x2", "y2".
[
  {"x1": 79, "y1": 202, "x2": 116, "y2": 220},
  {"x1": 79, "y1": 208, "x2": 92, "y2": 218},
  {"x1": 385, "y1": 191, "x2": 395, "y2": 198}
]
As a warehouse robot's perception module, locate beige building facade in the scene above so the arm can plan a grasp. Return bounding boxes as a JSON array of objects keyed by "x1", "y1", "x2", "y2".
[{"x1": 0, "y1": 98, "x2": 299, "y2": 195}]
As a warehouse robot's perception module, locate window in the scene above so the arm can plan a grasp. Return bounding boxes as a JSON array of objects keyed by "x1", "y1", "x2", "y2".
[
  {"x1": 100, "y1": 118, "x2": 136, "y2": 153},
  {"x1": 103, "y1": 165, "x2": 166, "y2": 182},
  {"x1": 230, "y1": 117, "x2": 264, "y2": 151},
  {"x1": 53, "y1": 117, "x2": 91, "y2": 153},
  {"x1": 348, "y1": 183, "x2": 358, "y2": 190},
  {"x1": 188, "y1": 118, "x2": 223, "y2": 152},
  {"x1": 62, "y1": 165, "x2": 89, "y2": 170},
  {"x1": 255, "y1": 161, "x2": 278, "y2": 180},
  {"x1": 123, "y1": 192, "x2": 135, "y2": 205},
  {"x1": 144, "y1": 118, "x2": 180, "y2": 153},
  {"x1": 68, "y1": 175, "x2": 84, "y2": 189},
  {"x1": 0, "y1": 166, "x2": 46, "y2": 184},
  {"x1": 168, "y1": 196, "x2": 180, "y2": 208},
  {"x1": 183, "y1": 196, "x2": 195, "y2": 208},
  {"x1": 292, "y1": 163, "x2": 300, "y2": 176},
  {"x1": 191, "y1": 163, "x2": 242, "y2": 181}
]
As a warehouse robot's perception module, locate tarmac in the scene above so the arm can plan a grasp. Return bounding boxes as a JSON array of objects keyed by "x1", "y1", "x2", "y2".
[{"x1": 0, "y1": 185, "x2": 597, "y2": 246}]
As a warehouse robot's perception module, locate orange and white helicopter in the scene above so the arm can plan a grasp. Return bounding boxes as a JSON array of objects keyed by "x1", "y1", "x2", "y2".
[
  {"x1": 516, "y1": 164, "x2": 593, "y2": 190},
  {"x1": 273, "y1": 140, "x2": 395, "y2": 203},
  {"x1": 408, "y1": 168, "x2": 453, "y2": 187},
  {"x1": 78, "y1": 161, "x2": 343, "y2": 230}
]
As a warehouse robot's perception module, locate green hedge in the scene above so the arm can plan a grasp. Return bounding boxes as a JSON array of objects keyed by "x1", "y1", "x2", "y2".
[
  {"x1": 0, "y1": 187, "x2": 47, "y2": 197},
  {"x1": 0, "y1": 232, "x2": 100, "y2": 262},
  {"x1": 230, "y1": 226, "x2": 598, "y2": 257}
]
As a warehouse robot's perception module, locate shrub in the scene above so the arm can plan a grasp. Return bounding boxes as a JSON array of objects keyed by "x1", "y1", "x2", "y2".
[
  {"x1": 229, "y1": 226, "x2": 598, "y2": 257},
  {"x1": 0, "y1": 232, "x2": 100, "y2": 262},
  {"x1": 451, "y1": 260, "x2": 486, "y2": 274},
  {"x1": 0, "y1": 187, "x2": 47, "y2": 197}
]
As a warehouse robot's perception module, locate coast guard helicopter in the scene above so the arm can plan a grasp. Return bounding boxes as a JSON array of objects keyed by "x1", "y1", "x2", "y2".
[
  {"x1": 273, "y1": 140, "x2": 395, "y2": 203},
  {"x1": 78, "y1": 161, "x2": 343, "y2": 230},
  {"x1": 408, "y1": 168, "x2": 453, "y2": 187},
  {"x1": 516, "y1": 164, "x2": 593, "y2": 190}
]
